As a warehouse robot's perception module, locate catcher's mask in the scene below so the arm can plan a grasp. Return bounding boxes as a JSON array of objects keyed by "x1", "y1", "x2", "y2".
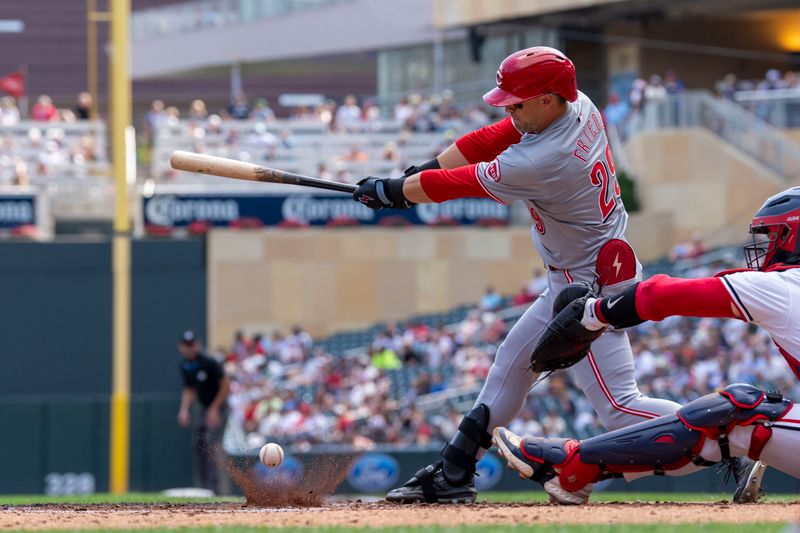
[{"x1": 744, "y1": 187, "x2": 800, "y2": 270}]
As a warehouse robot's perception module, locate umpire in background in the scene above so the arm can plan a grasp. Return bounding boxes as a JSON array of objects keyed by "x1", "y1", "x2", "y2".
[{"x1": 177, "y1": 330, "x2": 230, "y2": 494}]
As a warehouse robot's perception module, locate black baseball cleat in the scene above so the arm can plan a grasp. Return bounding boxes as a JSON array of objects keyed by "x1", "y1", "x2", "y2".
[
  {"x1": 385, "y1": 461, "x2": 477, "y2": 504},
  {"x1": 728, "y1": 457, "x2": 766, "y2": 503}
]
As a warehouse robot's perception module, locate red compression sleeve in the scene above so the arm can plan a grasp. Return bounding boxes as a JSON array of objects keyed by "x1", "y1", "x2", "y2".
[
  {"x1": 635, "y1": 274, "x2": 740, "y2": 321},
  {"x1": 455, "y1": 117, "x2": 522, "y2": 164},
  {"x1": 420, "y1": 165, "x2": 500, "y2": 203}
]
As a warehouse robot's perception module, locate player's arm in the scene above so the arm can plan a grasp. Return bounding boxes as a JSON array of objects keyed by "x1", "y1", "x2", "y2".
[
  {"x1": 586, "y1": 274, "x2": 740, "y2": 330},
  {"x1": 354, "y1": 118, "x2": 524, "y2": 209},
  {"x1": 208, "y1": 376, "x2": 230, "y2": 412},
  {"x1": 178, "y1": 386, "x2": 195, "y2": 426},
  {"x1": 406, "y1": 117, "x2": 522, "y2": 173}
]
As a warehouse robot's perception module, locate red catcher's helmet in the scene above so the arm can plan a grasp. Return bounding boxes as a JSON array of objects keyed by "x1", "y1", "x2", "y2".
[
  {"x1": 483, "y1": 46, "x2": 578, "y2": 107},
  {"x1": 744, "y1": 187, "x2": 800, "y2": 270}
]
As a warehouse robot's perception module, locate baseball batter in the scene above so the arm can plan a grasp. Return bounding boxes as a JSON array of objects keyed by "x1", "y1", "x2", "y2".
[
  {"x1": 353, "y1": 47, "x2": 757, "y2": 504},
  {"x1": 494, "y1": 187, "x2": 800, "y2": 493}
]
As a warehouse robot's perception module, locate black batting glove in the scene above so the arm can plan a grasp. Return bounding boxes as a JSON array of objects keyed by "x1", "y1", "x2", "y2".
[{"x1": 353, "y1": 177, "x2": 415, "y2": 210}]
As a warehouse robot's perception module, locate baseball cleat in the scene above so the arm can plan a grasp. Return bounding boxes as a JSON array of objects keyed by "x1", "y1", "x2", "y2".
[
  {"x1": 386, "y1": 461, "x2": 477, "y2": 504},
  {"x1": 730, "y1": 457, "x2": 766, "y2": 503},
  {"x1": 493, "y1": 427, "x2": 592, "y2": 505},
  {"x1": 543, "y1": 477, "x2": 593, "y2": 506}
]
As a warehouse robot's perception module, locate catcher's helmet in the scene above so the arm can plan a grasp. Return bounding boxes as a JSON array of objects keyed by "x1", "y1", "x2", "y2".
[
  {"x1": 483, "y1": 46, "x2": 578, "y2": 107},
  {"x1": 744, "y1": 187, "x2": 800, "y2": 270}
]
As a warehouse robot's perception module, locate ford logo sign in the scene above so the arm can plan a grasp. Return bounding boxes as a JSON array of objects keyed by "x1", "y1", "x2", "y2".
[
  {"x1": 347, "y1": 453, "x2": 400, "y2": 493},
  {"x1": 474, "y1": 453, "x2": 503, "y2": 491},
  {"x1": 253, "y1": 456, "x2": 303, "y2": 484}
]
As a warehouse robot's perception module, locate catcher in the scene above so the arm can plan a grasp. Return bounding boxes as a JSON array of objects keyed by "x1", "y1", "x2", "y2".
[{"x1": 494, "y1": 187, "x2": 800, "y2": 497}]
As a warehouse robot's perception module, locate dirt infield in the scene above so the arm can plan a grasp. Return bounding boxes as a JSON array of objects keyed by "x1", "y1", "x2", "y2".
[{"x1": 2, "y1": 501, "x2": 798, "y2": 530}]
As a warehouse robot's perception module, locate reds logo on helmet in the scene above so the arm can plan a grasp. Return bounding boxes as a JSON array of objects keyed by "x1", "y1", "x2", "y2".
[{"x1": 486, "y1": 160, "x2": 501, "y2": 182}]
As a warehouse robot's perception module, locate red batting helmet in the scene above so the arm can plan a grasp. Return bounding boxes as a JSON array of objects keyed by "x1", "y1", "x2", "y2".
[
  {"x1": 744, "y1": 187, "x2": 800, "y2": 270},
  {"x1": 483, "y1": 47, "x2": 578, "y2": 107}
]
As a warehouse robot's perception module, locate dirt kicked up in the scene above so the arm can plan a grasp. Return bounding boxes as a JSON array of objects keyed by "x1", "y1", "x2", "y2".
[{"x1": 2, "y1": 501, "x2": 798, "y2": 530}]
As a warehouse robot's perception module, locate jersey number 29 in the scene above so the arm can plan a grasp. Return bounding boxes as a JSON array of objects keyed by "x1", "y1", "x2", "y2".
[{"x1": 589, "y1": 144, "x2": 621, "y2": 221}]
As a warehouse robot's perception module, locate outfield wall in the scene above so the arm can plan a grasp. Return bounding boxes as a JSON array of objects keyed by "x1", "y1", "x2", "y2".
[
  {"x1": 625, "y1": 128, "x2": 791, "y2": 248},
  {"x1": 0, "y1": 239, "x2": 206, "y2": 493},
  {"x1": 206, "y1": 221, "x2": 674, "y2": 346}
]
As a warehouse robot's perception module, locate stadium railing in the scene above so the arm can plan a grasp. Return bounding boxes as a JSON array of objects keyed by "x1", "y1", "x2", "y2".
[
  {"x1": 732, "y1": 87, "x2": 800, "y2": 129},
  {"x1": 631, "y1": 89, "x2": 800, "y2": 180}
]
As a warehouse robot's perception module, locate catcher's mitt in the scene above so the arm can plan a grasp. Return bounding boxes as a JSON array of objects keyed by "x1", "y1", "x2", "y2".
[{"x1": 530, "y1": 292, "x2": 605, "y2": 373}]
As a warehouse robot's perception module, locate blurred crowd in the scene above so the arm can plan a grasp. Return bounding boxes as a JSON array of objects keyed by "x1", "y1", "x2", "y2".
[
  {"x1": 3, "y1": 66, "x2": 798, "y2": 187},
  {"x1": 602, "y1": 70, "x2": 687, "y2": 142},
  {"x1": 714, "y1": 69, "x2": 800, "y2": 100},
  {"x1": 149, "y1": 91, "x2": 494, "y2": 183},
  {"x1": 147, "y1": 90, "x2": 493, "y2": 137},
  {"x1": 603, "y1": 67, "x2": 800, "y2": 140},
  {"x1": 220, "y1": 254, "x2": 799, "y2": 452},
  {"x1": 0, "y1": 92, "x2": 105, "y2": 185},
  {"x1": 715, "y1": 69, "x2": 800, "y2": 127}
]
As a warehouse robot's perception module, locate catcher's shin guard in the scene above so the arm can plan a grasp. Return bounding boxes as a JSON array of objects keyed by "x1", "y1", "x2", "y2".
[{"x1": 555, "y1": 384, "x2": 792, "y2": 491}]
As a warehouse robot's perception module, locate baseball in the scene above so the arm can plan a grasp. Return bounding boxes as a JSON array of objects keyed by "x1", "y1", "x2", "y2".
[{"x1": 259, "y1": 443, "x2": 284, "y2": 467}]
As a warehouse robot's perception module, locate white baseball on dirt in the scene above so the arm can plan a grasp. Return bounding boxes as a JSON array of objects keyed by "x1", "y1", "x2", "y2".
[{"x1": 259, "y1": 442, "x2": 284, "y2": 467}]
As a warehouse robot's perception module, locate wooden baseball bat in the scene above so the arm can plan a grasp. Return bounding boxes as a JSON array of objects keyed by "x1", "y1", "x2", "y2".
[{"x1": 169, "y1": 150, "x2": 357, "y2": 194}]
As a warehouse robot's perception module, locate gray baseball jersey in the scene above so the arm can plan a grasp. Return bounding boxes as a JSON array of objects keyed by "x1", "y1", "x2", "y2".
[
  {"x1": 474, "y1": 91, "x2": 627, "y2": 271},
  {"x1": 469, "y1": 91, "x2": 682, "y2": 451}
]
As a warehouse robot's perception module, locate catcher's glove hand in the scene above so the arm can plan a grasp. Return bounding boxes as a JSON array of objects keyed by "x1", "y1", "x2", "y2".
[{"x1": 530, "y1": 286, "x2": 605, "y2": 373}]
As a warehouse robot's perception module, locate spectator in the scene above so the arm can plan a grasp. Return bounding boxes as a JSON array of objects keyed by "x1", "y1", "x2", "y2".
[
  {"x1": 252, "y1": 98, "x2": 275, "y2": 122},
  {"x1": 0, "y1": 97, "x2": 20, "y2": 126},
  {"x1": 603, "y1": 92, "x2": 630, "y2": 140},
  {"x1": 511, "y1": 282, "x2": 536, "y2": 307},
  {"x1": 381, "y1": 141, "x2": 402, "y2": 162},
  {"x1": 227, "y1": 92, "x2": 251, "y2": 120},
  {"x1": 335, "y1": 94, "x2": 362, "y2": 131},
  {"x1": 642, "y1": 75, "x2": 668, "y2": 128},
  {"x1": 758, "y1": 69, "x2": 785, "y2": 91},
  {"x1": 527, "y1": 268, "x2": 548, "y2": 300},
  {"x1": 31, "y1": 95, "x2": 58, "y2": 122},
  {"x1": 715, "y1": 73, "x2": 738, "y2": 100},
  {"x1": 165, "y1": 106, "x2": 181, "y2": 127},
  {"x1": 74, "y1": 92, "x2": 93, "y2": 120},
  {"x1": 663, "y1": 70, "x2": 686, "y2": 94},
  {"x1": 370, "y1": 345, "x2": 402, "y2": 370},
  {"x1": 188, "y1": 99, "x2": 208, "y2": 122},
  {"x1": 37, "y1": 140, "x2": 66, "y2": 175},
  {"x1": 279, "y1": 128, "x2": 297, "y2": 150},
  {"x1": 479, "y1": 285, "x2": 502, "y2": 312},
  {"x1": 342, "y1": 143, "x2": 369, "y2": 163},
  {"x1": 144, "y1": 99, "x2": 167, "y2": 145},
  {"x1": 394, "y1": 97, "x2": 414, "y2": 126}
]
